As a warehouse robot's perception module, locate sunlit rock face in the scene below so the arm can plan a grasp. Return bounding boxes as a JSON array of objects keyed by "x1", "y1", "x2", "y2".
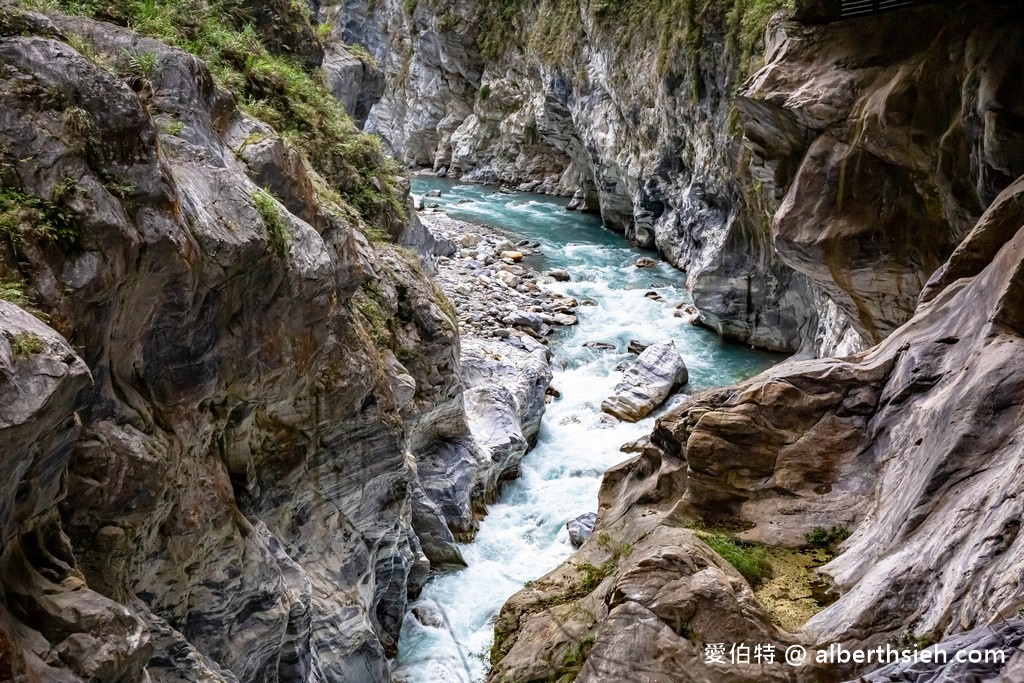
[{"x1": 0, "y1": 5, "x2": 484, "y2": 680}]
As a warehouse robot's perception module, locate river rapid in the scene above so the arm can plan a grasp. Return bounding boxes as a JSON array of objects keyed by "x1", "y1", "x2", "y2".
[{"x1": 394, "y1": 178, "x2": 782, "y2": 682}]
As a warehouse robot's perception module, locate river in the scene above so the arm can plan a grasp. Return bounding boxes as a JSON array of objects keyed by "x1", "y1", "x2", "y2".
[{"x1": 393, "y1": 177, "x2": 782, "y2": 682}]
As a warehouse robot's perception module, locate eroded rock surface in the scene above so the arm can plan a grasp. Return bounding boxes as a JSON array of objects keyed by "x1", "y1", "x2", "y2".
[
  {"x1": 0, "y1": 4, "x2": 499, "y2": 680},
  {"x1": 739, "y1": 1, "x2": 1024, "y2": 346},
  {"x1": 490, "y1": 173, "x2": 1024, "y2": 681},
  {"x1": 601, "y1": 342, "x2": 688, "y2": 422}
]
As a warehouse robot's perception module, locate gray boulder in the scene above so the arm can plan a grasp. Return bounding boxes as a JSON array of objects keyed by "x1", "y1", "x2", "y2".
[
  {"x1": 566, "y1": 512, "x2": 597, "y2": 548},
  {"x1": 601, "y1": 342, "x2": 688, "y2": 422}
]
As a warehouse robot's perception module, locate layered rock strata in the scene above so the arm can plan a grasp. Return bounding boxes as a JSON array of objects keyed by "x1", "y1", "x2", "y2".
[
  {"x1": 0, "y1": 4, "x2": 547, "y2": 681},
  {"x1": 487, "y1": 172, "x2": 1024, "y2": 680}
]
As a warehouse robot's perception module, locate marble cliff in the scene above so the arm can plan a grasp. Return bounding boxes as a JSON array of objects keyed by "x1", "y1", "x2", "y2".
[{"x1": 1, "y1": 0, "x2": 1023, "y2": 681}]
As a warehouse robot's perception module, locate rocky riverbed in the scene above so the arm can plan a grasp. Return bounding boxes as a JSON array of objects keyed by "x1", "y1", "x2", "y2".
[{"x1": 422, "y1": 209, "x2": 583, "y2": 345}]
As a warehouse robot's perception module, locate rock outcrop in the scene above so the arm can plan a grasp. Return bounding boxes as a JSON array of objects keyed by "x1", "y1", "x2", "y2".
[
  {"x1": 600, "y1": 341, "x2": 688, "y2": 422},
  {"x1": 739, "y1": 0, "x2": 1024, "y2": 348},
  {"x1": 0, "y1": 2, "x2": 543, "y2": 680}
]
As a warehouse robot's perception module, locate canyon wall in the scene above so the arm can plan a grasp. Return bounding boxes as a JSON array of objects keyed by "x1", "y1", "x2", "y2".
[
  {"x1": 329, "y1": 0, "x2": 821, "y2": 353},
  {"x1": 486, "y1": 1, "x2": 1024, "y2": 681},
  {"x1": 0, "y1": 1, "x2": 550, "y2": 680}
]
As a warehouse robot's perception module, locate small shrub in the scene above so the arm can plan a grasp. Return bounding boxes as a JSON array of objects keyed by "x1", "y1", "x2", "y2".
[
  {"x1": 313, "y1": 21, "x2": 334, "y2": 44},
  {"x1": 99, "y1": 172, "x2": 135, "y2": 202},
  {"x1": 561, "y1": 632, "x2": 596, "y2": 672},
  {"x1": 158, "y1": 118, "x2": 184, "y2": 136},
  {"x1": 692, "y1": 526, "x2": 773, "y2": 586},
  {"x1": 249, "y1": 187, "x2": 291, "y2": 259},
  {"x1": 0, "y1": 187, "x2": 78, "y2": 250},
  {"x1": 0, "y1": 281, "x2": 48, "y2": 321},
  {"x1": 437, "y1": 12, "x2": 460, "y2": 32},
  {"x1": 10, "y1": 331, "x2": 45, "y2": 358},
  {"x1": 574, "y1": 559, "x2": 615, "y2": 593},
  {"x1": 805, "y1": 525, "x2": 851, "y2": 556},
  {"x1": 478, "y1": 83, "x2": 491, "y2": 101}
]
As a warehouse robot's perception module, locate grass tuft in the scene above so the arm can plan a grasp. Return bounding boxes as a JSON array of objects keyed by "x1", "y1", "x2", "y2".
[{"x1": 249, "y1": 187, "x2": 291, "y2": 259}]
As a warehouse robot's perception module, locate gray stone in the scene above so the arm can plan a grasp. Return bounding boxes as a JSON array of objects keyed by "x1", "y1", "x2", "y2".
[
  {"x1": 601, "y1": 342, "x2": 688, "y2": 422},
  {"x1": 566, "y1": 512, "x2": 597, "y2": 548}
]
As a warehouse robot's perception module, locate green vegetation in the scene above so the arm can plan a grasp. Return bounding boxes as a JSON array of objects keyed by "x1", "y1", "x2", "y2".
[
  {"x1": 0, "y1": 186, "x2": 79, "y2": 251},
  {"x1": 690, "y1": 523, "x2": 773, "y2": 586},
  {"x1": 158, "y1": 118, "x2": 184, "y2": 135},
  {"x1": 595, "y1": 531, "x2": 633, "y2": 562},
  {"x1": 345, "y1": 42, "x2": 379, "y2": 68},
  {"x1": 560, "y1": 632, "x2": 597, "y2": 677},
  {"x1": 437, "y1": 12, "x2": 460, "y2": 32},
  {"x1": 573, "y1": 559, "x2": 615, "y2": 593},
  {"x1": 99, "y1": 172, "x2": 135, "y2": 202},
  {"x1": 249, "y1": 187, "x2": 291, "y2": 258},
  {"x1": 10, "y1": 331, "x2": 45, "y2": 358},
  {"x1": 0, "y1": 279, "x2": 49, "y2": 321},
  {"x1": 37, "y1": 0, "x2": 403, "y2": 227},
  {"x1": 480, "y1": 0, "x2": 792, "y2": 80},
  {"x1": 805, "y1": 525, "x2": 851, "y2": 557}
]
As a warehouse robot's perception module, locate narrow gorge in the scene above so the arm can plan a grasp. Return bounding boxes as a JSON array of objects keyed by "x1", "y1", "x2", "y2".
[{"x1": 1, "y1": 0, "x2": 1022, "y2": 682}]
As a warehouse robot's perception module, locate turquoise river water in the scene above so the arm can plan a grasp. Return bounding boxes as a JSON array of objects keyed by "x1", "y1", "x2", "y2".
[{"x1": 393, "y1": 177, "x2": 782, "y2": 682}]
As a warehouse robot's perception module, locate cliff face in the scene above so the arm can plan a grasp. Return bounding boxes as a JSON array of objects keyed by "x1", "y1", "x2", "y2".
[
  {"x1": 740, "y1": 0, "x2": 1024, "y2": 347},
  {"x1": 0, "y1": 2, "x2": 545, "y2": 680},
  {"x1": 486, "y1": 2, "x2": 1024, "y2": 681},
  {"x1": 331, "y1": 0, "x2": 818, "y2": 353}
]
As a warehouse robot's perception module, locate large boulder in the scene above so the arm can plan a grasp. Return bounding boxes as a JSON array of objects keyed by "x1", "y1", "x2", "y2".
[{"x1": 601, "y1": 342, "x2": 688, "y2": 422}]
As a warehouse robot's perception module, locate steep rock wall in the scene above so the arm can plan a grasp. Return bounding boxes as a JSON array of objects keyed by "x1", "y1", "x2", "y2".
[
  {"x1": 739, "y1": 0, "x2": 1024, "y2": 345},
  {"x1": 332, "y1": 0, "x2": 819, "y2": 353},
  {"x1": 0, "y1": 3, "x2": 523, "y2": 680}
]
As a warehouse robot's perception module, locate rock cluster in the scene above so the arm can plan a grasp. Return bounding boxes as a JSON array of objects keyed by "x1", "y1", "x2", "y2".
[{"x1": 422, "y1": 212, "x2": 582, "y2": 343}]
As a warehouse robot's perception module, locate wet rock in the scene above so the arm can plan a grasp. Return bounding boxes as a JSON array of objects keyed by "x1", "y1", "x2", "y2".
[
  {"x1": 601, "y1": 342, "x2": 688, "y2": 422},
  {"x1": 627, "y1": 340, "x2": 650, "y2": 355},
  {"x1": 583, "y1": 341, "x2": 617, "y2": 351},
  {"x1": 411, "y1": 606, "x2": 445, "y2": 629},
  {"x1": 547, "y1": 269, "x2": 571, "y2": 282},
  {"x1": 424, "y1": 189, "x2": 442, "y2": 198},
  {"x1": 566, "y1": 512, "x2": 597, "y2": 548},
  {"x1": 635, "y1": 257, "x2": 657, "y2": 268}
]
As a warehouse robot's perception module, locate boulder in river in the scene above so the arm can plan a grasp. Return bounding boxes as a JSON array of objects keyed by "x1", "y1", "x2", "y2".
[
  {"x1": 601, "y1": 341, "x2": 688, "y2": 422},
  {"x1": 547, "y1": 269, "x2": 571, "y2": 282},
  {"x1": 583, "y1": 341, "x2": 616, "y2": 351},
  {"x1": 566, "y1": 512, "x2": 597, "y2": 548},
  {"x1": 627, "y1": 339, "x2": 650, "y2": 355},
  {"x1": 635, "y1": 257, "x2": 657, "y2": 268},
  {"x1": 424, "y1": 189, "x2": 442, "y2": 197}
]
